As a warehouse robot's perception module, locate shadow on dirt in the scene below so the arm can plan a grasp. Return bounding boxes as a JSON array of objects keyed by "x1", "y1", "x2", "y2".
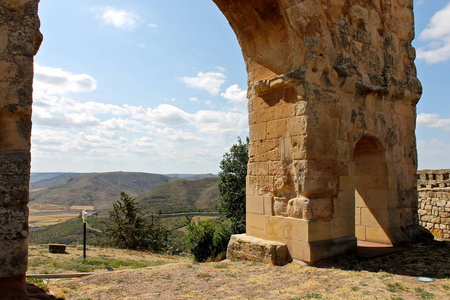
[{"x1": 316, "y1": 240, "x2": 450, "y2": 279}]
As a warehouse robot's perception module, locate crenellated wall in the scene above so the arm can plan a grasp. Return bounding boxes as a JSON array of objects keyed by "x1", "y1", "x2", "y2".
[{"x1": 417, "y1": 170, "x2": 450, "y2": 239}]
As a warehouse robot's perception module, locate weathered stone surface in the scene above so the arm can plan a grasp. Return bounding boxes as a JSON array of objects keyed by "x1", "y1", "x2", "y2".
[
  {"x1": 227, "y1": 234, "x2": 292, "y2": 266},
  {"x1": 0, "y1": 206, "x2": 28, "y2": 240},
  {"x1": 0, "y1": 1, "x2": 40, "y2": 297},
  {"x1": 0, "y1": 238, "x2": 27, "y2": 277},
  {"x1": 0, "y1": 151, "x2": 30, "y2": 174},
  {"x1": 0, "y1": 175, "x2": 29, "y2": 207}
]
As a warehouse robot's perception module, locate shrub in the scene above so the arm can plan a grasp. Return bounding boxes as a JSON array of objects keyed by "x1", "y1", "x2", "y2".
[{"x1": 184, "y1": 217, "x2": 233, "y2": 262}]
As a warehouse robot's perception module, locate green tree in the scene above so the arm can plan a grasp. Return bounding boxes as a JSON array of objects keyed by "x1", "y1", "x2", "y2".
[
  {"x1": 100, "y1": 191, "x2": 168, "y2": 252},
  {"x1": 218, "y1": 137, "x2": 249, "y2": 233}
]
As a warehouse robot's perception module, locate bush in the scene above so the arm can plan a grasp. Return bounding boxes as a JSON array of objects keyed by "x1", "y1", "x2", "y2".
[{"x1": 184, "y1": 217, "x2": 233, "y2": 262}]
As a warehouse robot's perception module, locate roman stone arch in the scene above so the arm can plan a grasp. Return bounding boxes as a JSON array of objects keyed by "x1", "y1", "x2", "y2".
[{"x1": 0, "y1": 0, "x2": 430, "y2": 297}]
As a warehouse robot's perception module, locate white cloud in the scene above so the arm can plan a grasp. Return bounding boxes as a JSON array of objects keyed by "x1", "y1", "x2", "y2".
[
  {"x1": 417, "y1": 138, "x2": 450, "y2": 169},
  {"x1": 180, "y1": 71, "x2": 226, "y2": 95},
  {"x1": 95, "y1": 6, "x2": 142, "y2": 31},
  {"x1": 193, "y1": 110, "x2": 248, "y2": 134},
  {"x1": 32, "y1": 65, "x2": 249, "y2": 173},
  {"x1": 221, "y1": 84, "x2": 247, "y2": 111},
  {"x1": 417, "y1": 113, "x2": 450, "y2": 129},
  {"x1": 34, "y1": 64, "x2": 97, "y2": 95},
  {"x1": 417, "y1": 3, "x2": 450, "y2": 63}
]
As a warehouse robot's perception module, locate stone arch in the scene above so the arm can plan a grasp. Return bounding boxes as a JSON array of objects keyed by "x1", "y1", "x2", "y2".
[
  {"x1": 0, "y1": 1, "x2": 431, "y2": 296},
  {"x1": 352, "y1": 135, "x2": 393, "y2": 244}
]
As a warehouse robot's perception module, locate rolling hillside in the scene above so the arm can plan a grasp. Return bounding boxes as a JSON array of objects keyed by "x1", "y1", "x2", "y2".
[
  {"x1": 136, "y1": 177, "x2": 220, "y2": 213},
  {"x1": 29, "y1": 172, "x2": 175, "y2": 211}
]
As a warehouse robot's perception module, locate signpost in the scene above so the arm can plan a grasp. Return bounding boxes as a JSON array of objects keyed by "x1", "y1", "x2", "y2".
[{"x1": 82, "y1": 210, "x2": 88, "y2": 259}]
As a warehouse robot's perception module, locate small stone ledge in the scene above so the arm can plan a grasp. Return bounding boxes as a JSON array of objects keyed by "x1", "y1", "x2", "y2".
[{"x1": 226, "y1": 234, "x2": 292, "y2": 266}]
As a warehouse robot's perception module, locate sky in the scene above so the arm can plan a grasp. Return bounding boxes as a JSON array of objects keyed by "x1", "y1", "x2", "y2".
[{"x1": 32, "y1": 0, "x2": 450, "y2": 174}]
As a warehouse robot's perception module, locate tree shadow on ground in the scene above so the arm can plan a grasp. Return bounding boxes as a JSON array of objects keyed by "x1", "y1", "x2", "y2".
[{"x1": 316, "y1": 240, "x2": 450, "y2": 279}]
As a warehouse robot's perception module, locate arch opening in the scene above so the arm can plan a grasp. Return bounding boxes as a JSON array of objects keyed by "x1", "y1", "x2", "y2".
[{"x1": 352, "y1": 136, "x2": 393, "y2": 245}]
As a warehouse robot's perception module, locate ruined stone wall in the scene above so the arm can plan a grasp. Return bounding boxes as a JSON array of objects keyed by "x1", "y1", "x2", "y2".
[
  {"x1": 417, "y1": 170, "x2": 450, "y2": 239},
  {"x1": 0, "y1": 0, "x2": 41, "y2": 292}
]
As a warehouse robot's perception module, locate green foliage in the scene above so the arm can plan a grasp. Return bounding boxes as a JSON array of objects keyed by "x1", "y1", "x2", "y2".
[
  {"x1": 218, "y1": 137, "x2": 248, "y2": 233},
  {"x1": 100, "y1": 192, "x2": 168, "y2": 252},
  {"x1": 415, "y1": 288, "x2": 435, "y2": 300},
  {"x1": 184, "y1": 217, "x2": 233, "y2": 262}
]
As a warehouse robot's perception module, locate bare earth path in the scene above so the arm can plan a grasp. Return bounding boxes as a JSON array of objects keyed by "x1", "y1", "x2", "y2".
[{"x1": 43, "y1": 241, "x2": 450, "y2": 300}]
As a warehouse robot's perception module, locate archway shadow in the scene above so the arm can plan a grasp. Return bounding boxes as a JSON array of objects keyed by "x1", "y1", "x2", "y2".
[{"x1": 315, "y1": 240, "x2": 450, "y2": 279}]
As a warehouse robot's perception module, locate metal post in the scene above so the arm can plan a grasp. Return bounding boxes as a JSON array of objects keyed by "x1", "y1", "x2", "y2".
[
  {"x1": 82, "y1": 210, "x2": 87, "y2": 259},
  {"x1": 83, "y1": 222, "x2": 87, "y2": 259}
]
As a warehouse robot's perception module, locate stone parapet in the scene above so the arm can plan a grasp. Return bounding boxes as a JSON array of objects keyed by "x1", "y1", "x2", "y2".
[{"x1": 417, "y1": 169, "x2": 450, "y2": 239}]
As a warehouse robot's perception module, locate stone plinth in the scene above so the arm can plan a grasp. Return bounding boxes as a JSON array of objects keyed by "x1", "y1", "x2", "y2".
[{"x1": 227, "y1": 234, "x2": 292, "y2": 266}]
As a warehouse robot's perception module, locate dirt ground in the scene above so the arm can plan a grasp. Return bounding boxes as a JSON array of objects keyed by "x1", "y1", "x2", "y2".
[{"x1": 42, "y1": 240, "x2": 449, "y2": 299}]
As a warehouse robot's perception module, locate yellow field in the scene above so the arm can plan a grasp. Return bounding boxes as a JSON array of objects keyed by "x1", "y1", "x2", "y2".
[
  {"x1": 29, "y1": 203, "x2": 67, "y2": 213},
  {"x1": 29, "y1": 205, "x2": 95, "y2": 227},
  {"x1": 69, "y1": 205, "x2": 94, "y2": 210},
  {"x1": 29, "y1": 213, "x2": 80, "y2": 227}
]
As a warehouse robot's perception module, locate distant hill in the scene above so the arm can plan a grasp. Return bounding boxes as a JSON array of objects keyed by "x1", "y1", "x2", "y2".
[
  {"x1": 136, "y1": 177, "x2": 220, "y2": 213},
  {"x1": 30, "y1": 172, "x2": 83, "y2": 187},
  {"x1": 29, "y1": 172, "x2": 175, "y2": 211},
  {"x1": 166, "y1": 173, "x2": 218, "y2": 180}
]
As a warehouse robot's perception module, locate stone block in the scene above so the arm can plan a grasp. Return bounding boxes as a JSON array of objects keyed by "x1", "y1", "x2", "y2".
[
  {"x1": 337, "y1": 175, "x2": 354, "y2": 198},
  {"x1": 355, "y1": 188, "x2": 365, "y2": 208},
  {"x1": 49, "y1": 244, "x2": 67, "y2": 254},
  {"x1": 308, "y1": 219, "x2": 332, "y2": 242},
  {"x1": 333, "y1": 196, "x2": 354, "y2": 219},
  {"x1": 246, "y1": 213, "x2": 266, "y2": 238},
  {"x1": 0, "y1": 206, "x2": 28, "y2": 240},
  {"x1": 355, "y1": 225, "x2": 366, "y2": 240},
  {"x1": 0, "y1": 175, "x2": 29, "y2": 207},
  {"x1": 365, "y1": 226, "x2": 392, "y2": 245},
  {"x1": 283, "y1": 217, "x2": 308, "y2": 242},
  {"x1": 0, "y1": 151, "x2": 30, "y2": 175},
  {"x1": 369, "y1": 175, "x2": 388, "y2": 189},
  {"x1": 361, "y1": 208, "x2": 389, "y2": 228},
  {"x1": 246, "y1": 195, "x2": 264, "y2": 215},
  {"x1": 263, "y1": 195, "x2": 273, "y2": 216},
  {"x1": 273, "y1": 197, "x2": 288, "y2": 216},
  {"x1": 265, "y1": 216, "x2": 284, "y2": 242},
  {"x1": 286, "y1": 115, "x2": 307, "y2": 135},
  {"x1": 331, "y1": 216, "x2": 355, "y2": 239},
  {"x1": 267, "y1": 119, "x2": 286, "y2": 139},
  {"x1": 227, "y1": 234, "x2": 292, "y2": 266},
  {"x1": 249, "y1": 122, "x2": 267, "y2": 141},
  {"x1": 0, "y1": 238, "x2": 27, "y2": 277},
  {"x1": 355, "y1": 207, "x2": 361, "y2": 225},
  {"x1": 366, "y1": 188, "x2": 389, "y2": 210}
]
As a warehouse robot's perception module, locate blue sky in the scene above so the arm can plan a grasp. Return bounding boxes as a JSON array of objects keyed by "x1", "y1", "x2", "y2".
[{"x1": 32, "y1": 0, "x2": 450, "y2": 173}]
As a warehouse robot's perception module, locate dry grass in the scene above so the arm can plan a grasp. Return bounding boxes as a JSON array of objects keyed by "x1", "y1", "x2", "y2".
[
  {"x1": 28, "y1": 244, "x2": 185, "y2": 275},
  {"x1": 41, "y1": 241, "x2": 450, "y2": 299}
]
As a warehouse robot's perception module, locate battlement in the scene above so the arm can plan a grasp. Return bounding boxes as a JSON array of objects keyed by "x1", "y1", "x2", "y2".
[{"x1": 417, "y1": 169, "x2": 450, "y2": 189}]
